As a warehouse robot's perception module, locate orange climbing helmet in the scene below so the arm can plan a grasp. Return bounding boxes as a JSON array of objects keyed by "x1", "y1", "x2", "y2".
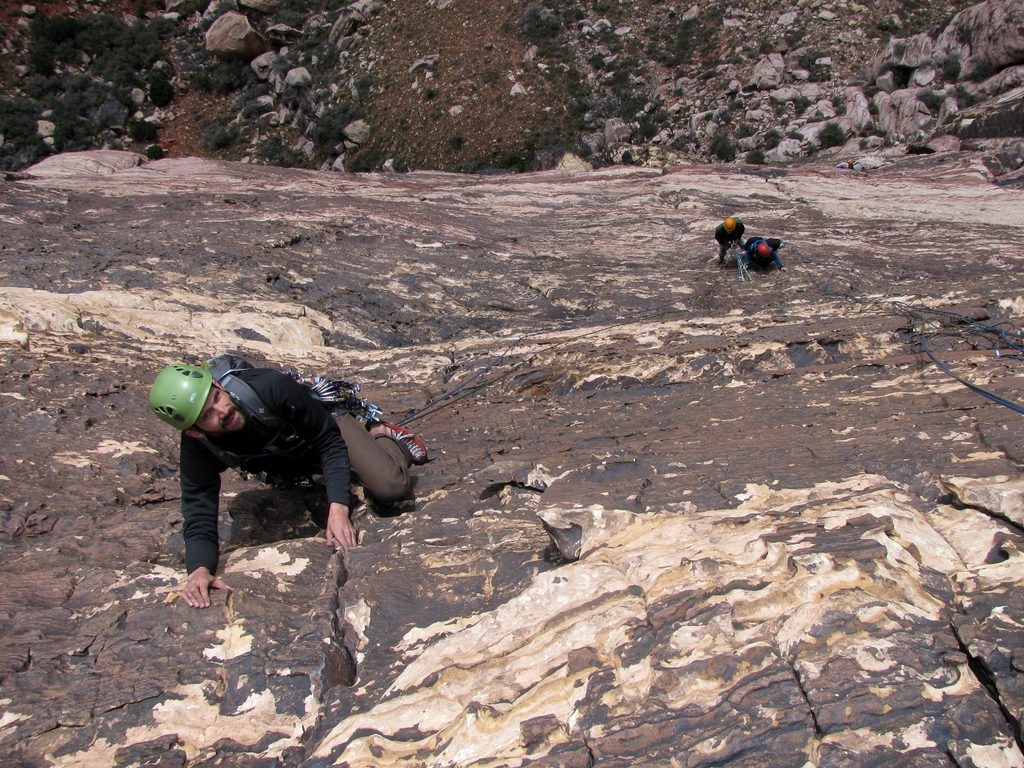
[{"x1": 723, "y1": 217, "x2": 737, "y2": 232}]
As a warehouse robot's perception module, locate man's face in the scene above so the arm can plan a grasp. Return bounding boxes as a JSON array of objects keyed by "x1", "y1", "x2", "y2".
[{"x1": 191, "y1": 383, "x2": 247, "y2": 436}]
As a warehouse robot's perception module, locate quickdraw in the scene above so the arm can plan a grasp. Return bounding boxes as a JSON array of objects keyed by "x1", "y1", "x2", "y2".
[{"x1": 286, "y1": 368, "x2": 383, "y2": 423}]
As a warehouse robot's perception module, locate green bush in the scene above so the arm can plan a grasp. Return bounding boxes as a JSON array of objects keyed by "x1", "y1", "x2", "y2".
[
  {"x1": 48, "y1": 75, "x2": 129, "y2": 151},
  {"x1": 763, "y1": 129, "x2": 782, "y2": 149},
  {"x1": 917, "y1": 89, "x2": 944, "y2": 113},
  {"x1": 709, "y1": 130, "x2": 736, "y2": 161},
  {"x1": 0, "y1": 97, "x2": 49, "y2": 171},
  {"x1": 128, "y1": 119, "x2": 159, "y2": 142},
  {"x1": 955, "y1": 85, "x2": 980, "y2": 108},
  {"x1": 745, "y1": 149, "x2": 766, "y2": 164},
  {"x1": 818, "y1": 121, "x2": 846, "y2": 148},
  {"x1": 256, "y1": 135, "x2": 309, "y2": 168},
  {"x1": 29, "y1": 13, "x2": 170, "y2": 87},
  {"x1": 203, "y1": 119, "x2": 239, "y2": 151},
  {"x1": 191, "y1": 59, "x2": 252, "y2": 95},
  {"x1": 148, "y1": 73, "x2": 174, "y2": 107},
  {"x1": 517, "y1": 5, "x2": 562, "y2": 43},
  {"x1": 145, "y1": 144, "x2": 165, "y2": 160},
  {"x1": 308, "y1": 101, "x2": 362, "y2": 155},
  {"x1": 940, "y1": 53, "x2": 961, "y2": 80}
]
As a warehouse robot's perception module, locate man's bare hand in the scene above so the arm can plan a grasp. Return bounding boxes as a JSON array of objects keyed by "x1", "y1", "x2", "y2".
[
  {"x1": 181, "y1": 566, "x2": 232, "y2": 609},
  {"x1": 326, "y1": 502, "x2": 356, "y2": 550}
]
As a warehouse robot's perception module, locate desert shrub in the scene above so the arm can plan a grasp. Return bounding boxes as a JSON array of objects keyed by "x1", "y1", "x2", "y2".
[
  {"x1": 449, "y1": 135, "x2": 465, "y2": 150},
  {"x1": 793, "y1": 96, "x2": 812, "y2": 114},
  {"x1": 955, "y1": 84, "x2": 980, "y2": 108},
  {"x1": 148, "y1": 73, "x2": 174, "y2": 107},
  {"x1": 192, "y1": 59, "x2": 252, "y2": 96},
  {"x1": 650, "y1": 17, "x2": 696, "y2": 67},
  {"x1": 0, "y1": 97, "x2": 49, "y2": 170},
  {"x1": 917, "y1": 89, "x2": 944, "y2": 113},
  {"x1": 49, "y1": 76, "x2": 130, "y2": 151},
  {"x1": 27, "y1": 15, "x2": 81, "y2": 76},
  {"x1": 308, "y1": 101, "x2": 362, "y2": 155},
  {"x1": 709, "y1": 131, "x2": 736, "y2": 161},
  {"x1": 763, "y1": 129, "x2": 782, "y2": 149},
  {"x1": 145, "y1": 144, "x2": 165, "y2": 159},
  {"x1": 28, "y1": 13, "x2": 170, "y2": 86},
  {"x1": 256, "y1": 135, "x2": 308, "y2": 167},
  {"x1": 735, "y1": 122, "x2": 755, "y2": 139},
  {"x1": 796, "y1": 49, "x2": 829, "y2": 82},
  {"x1": 518, "y1": 5, "x2": 562, "y2": 43},
  {"x1": 354, "y1": 73, "x2": 375, "y2": 99},
  {"x1": 203, "y1": 119, "x2": 239, "y2": 151},
  {"x1": 745, "y1": 149, "x2": 766, "y2": 164},
  {"x1": 818, "y1": 120, "x2": 846, "y2": 148},
  {"x1": 346, "y1": 143, "x2": 388, "y2": 172},
  {"x1": 128, "y1": 119, "x2": 159, "y2": 142},
  {"x1": 940, "y1": 53, "x2": 961, "y2": 80}
]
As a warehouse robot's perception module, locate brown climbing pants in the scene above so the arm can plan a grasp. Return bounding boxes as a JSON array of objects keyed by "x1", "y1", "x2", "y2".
[{"x1": 336, "y1": 415, "x2": 412, "y2": 503}]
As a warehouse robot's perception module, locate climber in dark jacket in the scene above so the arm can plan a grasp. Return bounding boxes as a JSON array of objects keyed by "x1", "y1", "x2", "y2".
[
  {"x1": 150, "y1": 361, "x2": 427, "y2": 609},
  {"x1": 741, "y1": 236, "x2": 785, "y2": 271},
  {"x1": 714, "y1": 216, "x2": 745, "y2": 264}
]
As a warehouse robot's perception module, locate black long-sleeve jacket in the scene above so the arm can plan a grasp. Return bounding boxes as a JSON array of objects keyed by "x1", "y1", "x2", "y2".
[
  {"x1": 714, "y1": 220, "x2": 745, "y2": 246},
  {"x1": 179, "y1": 368, "x2": 350, "y2": 575}
]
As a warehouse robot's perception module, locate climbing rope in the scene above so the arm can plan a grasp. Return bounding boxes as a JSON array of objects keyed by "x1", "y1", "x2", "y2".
[
  {"x1": 823, "y1": 274, "x2": 1024, "y2": 415},
  {"x1": 396, "y1": 299, "x2": 695, "y2": 426},
  {"x1": 737, "y1": 258, "x2": 752, "y2": 283}
]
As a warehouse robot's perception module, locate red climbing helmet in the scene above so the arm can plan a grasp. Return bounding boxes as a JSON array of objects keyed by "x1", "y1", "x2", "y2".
[{"x1": 756, "y1": 242, "x2": 772, "y2": 257}]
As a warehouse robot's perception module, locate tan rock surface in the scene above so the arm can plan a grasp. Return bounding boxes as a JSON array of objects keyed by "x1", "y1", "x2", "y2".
[{"x1": 2, "y1": 151, "x2": 1024, "y2": 766}]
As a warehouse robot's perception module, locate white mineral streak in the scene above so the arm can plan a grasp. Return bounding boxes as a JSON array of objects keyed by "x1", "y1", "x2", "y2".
[
  {"x1": 965, "y1": 738, "x2": 1024, "y2": 768},
  {"x1": 202, "y1": 622, "x2": 253, "y2": 661},
  {"x1": 308, "y1": 475, "x2": 1016, "y2": 765},
  {"x1": 344, "y1": 598, "x2": 372, "y2": 665},
  {"x1": 50, "y1": 684, "x2": 312, "y2": 765},
  {"x1": 0, "y1": 286, "x2": 334, "y2": 355},
  {"x1": 227, "y1": 545, "x2": 310, "y2": 578}
]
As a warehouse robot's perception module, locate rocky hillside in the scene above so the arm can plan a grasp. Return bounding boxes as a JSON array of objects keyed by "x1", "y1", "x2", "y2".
[
  {"x1": 2, "y1": 147, "x2": 1024, "y2": 766},
  {"x1": 2, "y1": 0, "x2": 1024, "y2": 173}
]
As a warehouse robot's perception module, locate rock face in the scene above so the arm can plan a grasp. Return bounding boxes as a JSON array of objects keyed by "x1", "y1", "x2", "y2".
[{"x1": 2, "y1": 150, "x2": 1024, "y2": 766}]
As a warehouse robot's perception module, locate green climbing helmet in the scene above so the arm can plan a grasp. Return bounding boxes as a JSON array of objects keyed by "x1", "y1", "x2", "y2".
[{"x1": 149, "y1": 363, "x2": 213, "y2": 429}]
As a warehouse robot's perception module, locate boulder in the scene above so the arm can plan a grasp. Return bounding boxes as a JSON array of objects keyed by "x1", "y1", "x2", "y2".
[
  {"x1": 751, "y1": 52, "x2": 786, "y2": 90},
  {"x1": 581, "y1": 131, "x2": 606, "y2": 156},
  {"x1": 250, "y1": 51, "x2": 278, "y2": 80},
  {"x1": 913, "y1": 66, "x2": 937, "y2": 87},
  {"x1": 239, "y1": 0, "x2": 279, "y2": 11},
  {"x1": 875, "y1": 71, "x2": 897, "y2": 93},
  {"x1": 843, "y1": 87, "x2": 874, "y2": 131},
  {"x1": 889, "y1": 88, "x2": 936, "y2": 136},
  {"x1": 204, "y1": 11, "x2": 268, "y2": 60},
  {"x1": 872, "y1": 32, "x2": 934, "y2": 78},
  {"x1": 764, "y1": 137, "x2": 804, "y2": 162},
  {"x1": 604, "y1": 117, "x2": 633, "y2": 144},
  {"x1": 978, "y1": 62, "x2": 1024, "y2": 95},
  {"x1": 284, "y1": 67, "x2": 311, "y2": 88},
  {"x1": 926, "y1": 134, "x2": 963, "y2": 152},
  {"x1": 342, "y1": 119, "x2": 371, "y2": 145},
  {"x1": 935, "y1": 0, "x2": 1024, "y2": 81}
]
